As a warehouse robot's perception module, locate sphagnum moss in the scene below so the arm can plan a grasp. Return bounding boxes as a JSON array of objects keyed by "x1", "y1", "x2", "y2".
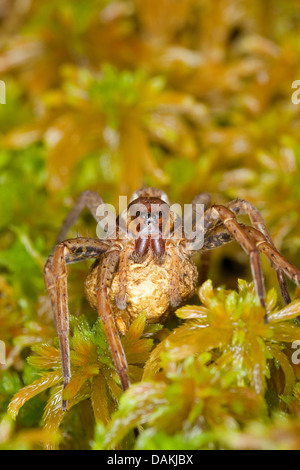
[
  {"x1": 8, "y1": 312, "x2": 161, "y2": 449},
  {"x1": 145, "y1": 280, "x2": 300, "y2": 396},
  {"x1": 7, "y1": 279, "x2": 300, "y2": 450},
  {"x1": 1, "y1": 0, "x2": 300, "y2": 451}
]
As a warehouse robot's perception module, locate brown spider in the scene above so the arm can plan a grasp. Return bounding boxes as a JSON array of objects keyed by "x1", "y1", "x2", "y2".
[{"x1": 44, "y1": 187, "x2": 300, "y2": 410}]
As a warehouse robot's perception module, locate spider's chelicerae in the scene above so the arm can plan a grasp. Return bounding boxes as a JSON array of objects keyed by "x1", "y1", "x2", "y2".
[{"x1": 44, "y1": 187, "x2": 300, "y2": 410}]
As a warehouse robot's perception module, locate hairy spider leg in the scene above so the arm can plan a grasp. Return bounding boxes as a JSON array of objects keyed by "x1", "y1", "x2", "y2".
[
  {"x1": 198, "y1": 202, "x2": 300, "y2": 321},
  {"x1": 202, "y1": 205, "x2": 267, "y2": 319},
  {"x1": 239, "y1": 225, "x2": 300, "y2": 320},
  {"x1": 56, "y1": 191, "x2": 105, "y2": 244},
  {"x1": 44, "y1": 238, "x2": 109, "y2": 411},
  {"x1": 227, "y1": 199, "x2": 291, "y2": 305},
  {"x1": 202, "y1": 223, "x2": 300, "y2": 289},
  {"x1": 166, "y1": 244, "x2": 182, "y2": 308},
  {"x1": 97, "y1": 250, "x2": 130, "y2": 391},
  {"x1": 191, "y1": 192, "x2": 212, "y2": 283},
  {"x1": 195, "y1": 197, "x2": 296, "y2": 307},
  {"x1": 115, "y1": 243, "x2": 133, "y2": 311}
]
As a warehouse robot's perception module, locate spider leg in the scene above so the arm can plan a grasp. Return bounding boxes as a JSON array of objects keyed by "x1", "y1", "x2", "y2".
[
  {"x1": 227, "y1": 199, "x2": 291, "y2": 305},
  {"x1": 191, "y1": 194, "x2": 214, "y2": 283},
  {"x1": 239, "y1": 224, "x2": 300, "y2": 289},
  {"x1": 44, "y1": 238, "x2": 109, "y2": 411},
  {"x1": 200, "y1": 221, "x2": 300, "y2": 320},
  {"x1": 168, "y1": 246, "x2": 182, "y2": 308},
  {"x1": 202, "y1": 222, "x2": 300, "y2": 287},
  {"x1": 56, "y1": 191, "x2": 106, "y2": 244},
  {"x1": 204, "y1": 205, "x2": 267, "y2": 316},
  {"x1": 97, "y1": 250, "x2": 130, "y2": 391},
  {"x1": 115, "y1": 244, "x2": 133, "y2": 311},
  {"x1": 199, "y1": 251, "x2": 211, "y2": 284},
  {"x1": 192, "y1": 192, "x2": 212, "y2": 215},
  {"x1": 201, "y1": 225, "x2": 233, "y2": 251}
]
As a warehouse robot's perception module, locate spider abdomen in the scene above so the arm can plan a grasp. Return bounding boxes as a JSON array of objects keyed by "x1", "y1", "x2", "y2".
[{"x1": 84, "y1": 250, "x2": 198, "y2": 332}]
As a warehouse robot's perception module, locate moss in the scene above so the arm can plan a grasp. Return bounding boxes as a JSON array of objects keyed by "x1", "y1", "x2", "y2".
[{"x1": 1, "y1": 0, "x2": 300, "y2": 450}]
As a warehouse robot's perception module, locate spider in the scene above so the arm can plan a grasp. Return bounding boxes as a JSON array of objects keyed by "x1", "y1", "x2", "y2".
[{"x1": 44, "y1": 187, "x2": 300, "y2": 410}]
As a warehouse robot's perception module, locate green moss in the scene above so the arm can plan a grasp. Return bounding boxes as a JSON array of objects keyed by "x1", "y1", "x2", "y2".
[{"x1": 1, "y1": 0, "x2": 300, "y2": 450}]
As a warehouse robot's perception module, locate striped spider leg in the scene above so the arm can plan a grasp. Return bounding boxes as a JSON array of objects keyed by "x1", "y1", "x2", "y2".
[{"x1": 190, "y1": 198, "x2": 300, "y2": 322}]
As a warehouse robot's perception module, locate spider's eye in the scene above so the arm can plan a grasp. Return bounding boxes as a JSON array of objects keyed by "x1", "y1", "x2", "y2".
[{"x1": 135, "y1": 211, "x2": 146, "y2": 219}]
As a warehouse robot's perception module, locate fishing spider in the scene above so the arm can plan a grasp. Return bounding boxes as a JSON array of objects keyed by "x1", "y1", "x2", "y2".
[{"x1": 44, "y1": 187, "x2": 300, "y2": 410}]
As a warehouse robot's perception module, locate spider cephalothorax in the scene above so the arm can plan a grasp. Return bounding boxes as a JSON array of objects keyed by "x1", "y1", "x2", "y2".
[
  {"x1": 85, "y1": 192, "x2": 198, "y2": 334},
  {"x1": 44, "y1": 187, "x2": 300, "y2": 410}
]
